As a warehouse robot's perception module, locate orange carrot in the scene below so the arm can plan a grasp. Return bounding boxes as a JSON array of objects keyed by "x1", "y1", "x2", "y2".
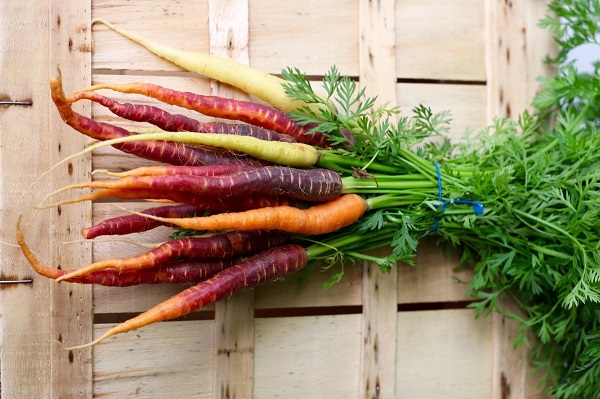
[{"x1": 129, "y1": 193, "x2": 368, "y2": 235}]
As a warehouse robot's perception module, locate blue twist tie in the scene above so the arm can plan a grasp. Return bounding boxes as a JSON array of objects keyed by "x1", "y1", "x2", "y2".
[{"x1": 431, "y1": 162, "x2": 484, "y2": 232}]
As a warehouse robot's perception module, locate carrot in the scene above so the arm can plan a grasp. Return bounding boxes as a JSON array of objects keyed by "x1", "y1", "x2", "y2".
[
  {"x1": 49, "y1": 167, "x2": 343, "y2": 203},
  {"x1": 129, "y1": 193, "x2": 368, "y2": 235},
  {"x1": 38, "y1": 187, "x2": 294, "y2": 212},
  {"x1": 76, "y1": 81, "x2": 330, "y2": 147},
  {"x1": 51, "y1": 73, "x2": 254, "y2": 166},
  {"x1": 92, "y1": 18, "x2": 330, "y2": 116},
  {"x1": 68, "y1": 90, "x2": 298, "y2": 143},
  {"x1": 53, "y1": 228, "x2": 290, "y2": 283},
  {"x1": 66, "y1": 243, "x2": 308, "y2": 349},
  {"x1": 49, "y1": 131, "x2": 321, "y2": 172},
  {"x1": 91, "y1": 163, "x2": 259, "y2": 178},
  {"x1": 82, "y1": 204, "x2": 201, "y2": 239},
  {"x1": 17, "y1": 219, "x2": 240, "y2": 285}
]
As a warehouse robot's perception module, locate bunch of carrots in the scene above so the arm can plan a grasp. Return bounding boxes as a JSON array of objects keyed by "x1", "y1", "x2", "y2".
[
  {"x1": 15, "y1": 20, "x2": 600, "y2": 398},
  {"x1": 18, "y1": 20, "x2": 455, "y2": 349}
]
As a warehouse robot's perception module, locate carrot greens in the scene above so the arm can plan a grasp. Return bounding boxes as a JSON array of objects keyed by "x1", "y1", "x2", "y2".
[{"x1": 278, "y1": 5, "x2": 600, "y2": 396}]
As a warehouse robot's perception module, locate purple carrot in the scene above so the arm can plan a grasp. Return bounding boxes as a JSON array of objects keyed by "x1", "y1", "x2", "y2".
[
  {"x1": 78, "y1": 81, "x2": 331, "y2": 147},
  {"x1": 51, "y1": 75, "x2": 259, "y2": 166},
  {"x1": 82, "y1": 204, "x2": 201, "y2": 239},
  {"x1": 71, "y1": 90, "x2": 297, "y2": 142},
  {"x1": 63, "y1": 166, "x2": 343, "y2": 202},
  {"x1": 85, "y1": 244, "x2": 308, "y2": 346}
]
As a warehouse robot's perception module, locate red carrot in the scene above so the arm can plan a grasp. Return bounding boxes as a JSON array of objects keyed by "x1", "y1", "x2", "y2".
[
  {"x1": 51, "y1": 166, "x2": 343, "y2": 203},
  {"x1": 82, "y1": 204, "x2": 201, "y2": 239},
  {"x1": 78, "y1": 81, "x2": 330, "y2": 147},
  {"x1": 69, "y1": 90, "x2": 298, "y2": 142},
  {"x1": 92, "y1": 163, "x2": 260, "y2": 178},
  {"x1": 55, "y1": 229, "x2": 290, "y2": 282},
  {"x1": 40, "y1": 187, "x2": 294, "y2": 212},
  {"x1": 19, "y1": 221, "x2": 240, "y2": 285},
  {"x1": 51, "y1": 74, "x2": 256, "y2": 166},
  {"x1": 67, "y1": 244, "x2": 308, "y2": 348}
]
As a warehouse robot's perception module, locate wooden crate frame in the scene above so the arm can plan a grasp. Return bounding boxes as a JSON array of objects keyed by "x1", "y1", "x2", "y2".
[{"x1": 0, "y1": 0, "x2": 554, "y2": 397}]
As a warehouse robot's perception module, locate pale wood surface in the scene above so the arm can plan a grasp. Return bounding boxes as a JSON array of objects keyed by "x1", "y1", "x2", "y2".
[
  {"x1": 485, "y1": 0, "x2": 556, "y2": 120},
  {"x1": 92, "y1": 0, "x2": 210, "y2": 73},
  {"x1": 0, "y1": 1, "x2": 93, "y2": 398},
  {"x1": 396, "y1": 309, "x2": 493, "y2": 398},
  {"x1": 249, "y1": 0, "x2": 359, "y2": 77},
  {"x1": 208, "y1": 2, "x2": 255, "y2": 398},
  {"x1": 93, "y1": 321, "x2": 214, "y2": 398},
  {"x1": 398, "y1": 238, "x2": 473, "y2": 304},
  {"x1": 358, "y1": 1, "x2": 399, "y2": 397},
  {"x1": 486, "y1": 2, "x2": 555, "y2": 398},
  {"x1": 48, "y1": 3, "x2": 94, "y2": 397},
  {"x1": 254, "y1": 314, "x2": 362, "y2": 398},
  {"x1": 396, "y1": 83, "x2": 488, "y2": 140},
  {"x1": 396, "y1": 0, "x2": 486, "y2": 81}
]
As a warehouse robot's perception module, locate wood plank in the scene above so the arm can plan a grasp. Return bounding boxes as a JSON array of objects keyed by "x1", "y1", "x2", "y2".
[
  {"x1": 358, "y1": 1, "x2": 399, "y2": 397},
  {"x1": 396, "y1": 309, "x2": 493, "y2": 398},
  {"x1": 208, "y1": 2, "x2": 255, "y2": 398},
  {"x1": 0, "y1": 3, "x2": 53, "y2": 396},
  {"x1": 485, "y1": 0, "x2": 556, "y2": 119},
  {"x1": 398, "y1": 238, "x2": 473, "y2": 304},
  {"x1": 491, "y1": 299, "x2": 529, "y2": 399},
  {"x1": 91, "y1": 0, "x2": 210, "y2": 73},
  {"x1": 248, "y1": 0, "x2": 358, "y2": 76},
  {"x1": 93, "y1": 321, "x2": 214, "y2": 398},
  {"x1": 0, "y1": 1, "x2": 92, "y2": 397},
  {"x1": 48, "y1": 2, "x2": 94, "y2": 397},
  {"x1": 396, "y1": 83, "x2": 488, "y2": 140},
  {"x1": 254, "y1": 263, "x2": 363, "y2": 309},
  {"x1": 486, "y1": 3, "x2": 555, "y2": 398},
  {"x1": 254, "y1": 314, "x2": 362, "y2": 398},
  {"x1": 396, "y1": 0, "x2": 486, "y2": 81}
]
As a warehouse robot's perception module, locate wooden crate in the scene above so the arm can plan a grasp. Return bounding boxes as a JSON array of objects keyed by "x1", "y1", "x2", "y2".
[{"x1": 0, "y1": 1, "x2": 555, "y2": 398}]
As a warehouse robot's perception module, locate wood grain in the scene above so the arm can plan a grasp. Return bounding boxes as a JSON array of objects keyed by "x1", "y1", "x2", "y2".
[
  {"x1": 0, "y1": 0, "x2": 92, "y2": 397},
  {"x1": 358, "y1": 0, "x2": 399, "y2": 397},
  {"x1": 208, "y1": 1, "x2": 255, "y2": 398}
]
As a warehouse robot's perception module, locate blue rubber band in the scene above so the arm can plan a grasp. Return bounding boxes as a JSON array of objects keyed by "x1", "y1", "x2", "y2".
[{"x1": 431, "y1": 162, "x2": 484, "y2": 232}]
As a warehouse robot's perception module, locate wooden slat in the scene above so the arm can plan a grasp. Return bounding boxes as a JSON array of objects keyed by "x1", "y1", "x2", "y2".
[
  {"x1": 207, "y1": 2, "x2": 255, "y2": 398},
  {"x1": 0, "y1": 1, "x2": 92, "y2": 397},
  {"x1": 485, "y1": 0, "x2": 556, "y2": 120},
  {"x1": 248, "y1": 0, "x2": 359, "y2": 76},
  {"x1": 0, "y1": 4, "x2": 54, "y2": 396},
  {"x1": 254, "y1": 264, "x2": 363, "y2": 309},
  {"x1": 49, "y1": 3, "x2": 94, "y2": 397},
  {"x1": 396, "y1": 0, "x2": 486, "y2": 81},
  {"x1": 396, "y1": 309, "x2": 493, "y2": 398},
  {"x1": 398, "y1": 238, "x2": 473, "y2": 304},
  {"x1": 254, "y1": 314, "x2": 362, "y2": 398},
  {"x1": 396, "y1": 83, "x2": 488, "y2": 140},
  {"x1": 92, "y1": 0, "x2": 210, "y2": 73},
  {"x1": 93, "y1": 321, "x2": 214, "y2": 398},
  {"x1": 358, "y1": 0, "x2": 399, "y2": 397},
  {"x1": 486, "y1": 2, "x2": 554, "y2": 398}
]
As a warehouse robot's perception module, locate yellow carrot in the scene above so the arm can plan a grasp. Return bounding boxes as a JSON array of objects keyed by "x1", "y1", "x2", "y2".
[{"x1": 93, "y1": 18, "x2": 328, "y2": 114}]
